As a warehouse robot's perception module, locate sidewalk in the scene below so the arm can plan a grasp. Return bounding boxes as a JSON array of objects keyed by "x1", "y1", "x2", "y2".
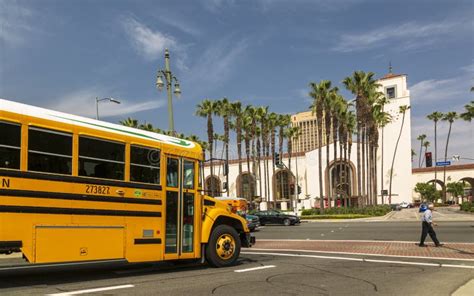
[{"x1": 253, "y1": 239, "x2": 474, "y2": 260}]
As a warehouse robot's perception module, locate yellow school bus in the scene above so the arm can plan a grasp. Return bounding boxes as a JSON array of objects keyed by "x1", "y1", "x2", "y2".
[{"x1": 0, "y1": 98, "x2": 253, "y2": 268}]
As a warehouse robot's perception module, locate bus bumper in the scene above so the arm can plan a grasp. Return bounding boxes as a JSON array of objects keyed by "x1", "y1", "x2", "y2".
[{"x1": 241, "y1": 232, "x2": 256, "y2": 248}]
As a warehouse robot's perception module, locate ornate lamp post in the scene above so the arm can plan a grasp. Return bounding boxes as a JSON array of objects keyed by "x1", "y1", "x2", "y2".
[{"x1": 156, "y1": 49, "x2": 181, "y2": 134}]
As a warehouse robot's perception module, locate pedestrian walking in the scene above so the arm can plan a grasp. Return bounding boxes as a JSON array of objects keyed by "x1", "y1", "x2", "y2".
[{"x1": 419, "y1": 203, "x2": 443, "y2": 247}]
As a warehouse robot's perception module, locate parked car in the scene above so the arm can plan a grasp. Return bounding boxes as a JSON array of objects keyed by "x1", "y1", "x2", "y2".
[
  {"x1": 254, "y1": 210, "x2": 300, "y2": 226},
  {"x1": 390, "y1": 204, "x2": 401, "y2": 211},
  {"x1": 400, "y1": 201, "x2": 412, "y2": 209},
  {"x1": 245, "y1": 214, "x2": 260, "y2": 232}
]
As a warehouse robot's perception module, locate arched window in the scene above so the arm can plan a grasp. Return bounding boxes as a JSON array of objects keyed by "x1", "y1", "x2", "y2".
[
  {"x1": 236, "y1": 173, "x2": 256, "y2": 201},
  {"x1": 205, "y1": 175, "x2": 221, "y2": 197},
  {"x1": 273, "y1": 170, "x2": 294, "y2": 200}
]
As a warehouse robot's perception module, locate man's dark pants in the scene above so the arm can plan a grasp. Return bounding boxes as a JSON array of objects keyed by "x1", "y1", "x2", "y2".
[{"x1": 420, "y1": 221, "x2": 440, "y2": 246}]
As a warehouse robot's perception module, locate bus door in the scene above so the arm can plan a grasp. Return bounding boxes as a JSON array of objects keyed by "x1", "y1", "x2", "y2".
[{"x1": 164, "y1": 156, "x2": 198, "y2": 259}]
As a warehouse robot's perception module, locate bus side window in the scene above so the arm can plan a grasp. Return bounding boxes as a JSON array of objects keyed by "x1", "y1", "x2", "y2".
[
  {"x1": 28, "y1": 127, "x2": 72, "y2": 175},
  {"x1": 130, "y1": 145, "x2": 160, "y2": 184},
  {"x1": 78, "y1": 136, "x2": 125, "y2": 180},
  {"x1": 0, "y1": 121, "x2": 21, "y2": 170}
]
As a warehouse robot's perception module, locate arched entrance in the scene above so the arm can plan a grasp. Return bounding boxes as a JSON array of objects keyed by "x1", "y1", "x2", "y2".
[
  {"x1": 236, "y1": 172, "x2": 256, "y2": 201},
  {"x1": 273, "y1": 169, "x2": 295, "y2": 200},
  {"x1": 326, "y1": 160, "x2": 356, "y2": 206},
  {"x1": 205, "y1": 175, "x2": 221, "y2": 197},
  {"x1": 428, "y1": 179, "x2": 445, "y2": 191},
  {"x1": 460, "y1": 177, "x2": 474, "y2": 202}
]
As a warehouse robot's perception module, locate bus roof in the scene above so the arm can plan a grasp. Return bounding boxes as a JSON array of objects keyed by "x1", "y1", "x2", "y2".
[{"x1": 0, "y1": 98, "x2": 202, "y2": 157}]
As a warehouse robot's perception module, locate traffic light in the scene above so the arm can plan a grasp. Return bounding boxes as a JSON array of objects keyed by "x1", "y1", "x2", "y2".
[
  {"x1": 289, "y1": 183, "x2": 295, "y2": 195},
  {"x1": 274, "y1": 153, "x2": 280, "y2": 166},
  {"x1": 297, "y1": 185, "x2": 302, "y2": 195},
  {"x1": 425, "y1": 152, "x2": 432, "y2": 167}
]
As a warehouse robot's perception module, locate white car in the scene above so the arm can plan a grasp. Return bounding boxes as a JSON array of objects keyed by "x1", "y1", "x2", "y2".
[{"x1": 399, "y1": 201, "x2": 412, "y2": 208}]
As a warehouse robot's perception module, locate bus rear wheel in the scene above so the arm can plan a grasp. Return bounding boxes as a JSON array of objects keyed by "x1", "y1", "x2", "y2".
[{"x1": 205, "y1": 225, "x2": 241, "y2": 267}]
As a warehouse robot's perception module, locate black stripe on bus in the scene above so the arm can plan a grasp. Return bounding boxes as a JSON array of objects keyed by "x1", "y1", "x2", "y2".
[
  {"x1": 0, "y1": 169, "x2": 162, "y2": 191},
  {"x1": 134, "y1": 238, "x2": 162, "y2": 245},
  {"x1": 0, "y1": 241, "x2": 22, "y2": 249},
  {"x1": 0, "y1": 189, "x2": 162, "y2": 206},
  {"x1": 0, "y1": 205, "x2": 161, "y2": 217}
]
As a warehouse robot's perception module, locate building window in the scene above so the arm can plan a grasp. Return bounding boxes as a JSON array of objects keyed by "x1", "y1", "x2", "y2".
[
  {"x1": 0, "y1": 121, "x2": 21, "y2": 170},
  {"x1": 130, "y1": 145, "x2": 160, "y2": 184},
  {"x1": 28, "y1": 127, "x2": 72, "y2": 175},
  {"x1": 386, "y1": 87, "x2": 396, "y2": 99},
  {"x1": 79, "y1": 136, "x2": 125, "y2": 180}
]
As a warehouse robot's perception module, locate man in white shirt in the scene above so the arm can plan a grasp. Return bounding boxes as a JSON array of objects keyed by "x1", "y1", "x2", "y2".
[{"x1": 419, "y1": 203, "x2": 442, "y2": 247}]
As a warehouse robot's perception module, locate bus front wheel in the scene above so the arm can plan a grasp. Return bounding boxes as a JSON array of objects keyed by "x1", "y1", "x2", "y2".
[{"x1": 205, "y1": 225, "x2": 241, "y2": 267}]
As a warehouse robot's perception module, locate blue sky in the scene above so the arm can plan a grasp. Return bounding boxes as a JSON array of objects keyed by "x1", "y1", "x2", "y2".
[{"x1": 1, "y1": 0, "x2": 473, "y2": 163}]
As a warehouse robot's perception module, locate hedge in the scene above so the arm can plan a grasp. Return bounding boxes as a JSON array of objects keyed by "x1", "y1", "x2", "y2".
[
  {"x1": 301, "y1": 205, "x2": 391, "y2": 217},
  {"x1": 460, "y1": 202, "x2": 474, "y2": 212},
  {"x1": 301, "y1": 214, "x2": 372, "y2": 220}
]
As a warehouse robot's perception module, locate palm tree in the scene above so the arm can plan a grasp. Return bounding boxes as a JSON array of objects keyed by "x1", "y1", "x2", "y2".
[
  {"x1": 427, "y1": 111, "x2": 444, "y2": 184},
  {"x1": 389, "y1": 105, "x2": 410, "y2": 204},
  {"x1": 285, "y1": 126, "x2": 300, "y2": 210},
  {"x1": 216, "y1": 98, "x2": 232, "y2": 196},
  {"x1": 343, "y1": 71, "x2": 380, "y2": 206},
  {"x1": 196, "y1": 99, "x2": 218, "y2": 196},
  {"x1": 441, "y1": 111, "x2": 458, "y2": 202},
  {"x1": 119, "y1": 117, "x2": 138, "y2": 128},
  {"x1": 256, "y1": 106, "x2": 269, "y2": 201},
  {"x1": 309, "y1": 80, "x2": 332, "y2": 212},
  {"x1": 231, "y1": 101, "x2": 244, "y2": 192},
  {"x1": 416, "y1": 134, "x2": 427, "y2": 168},
  {"x1": 460, "y1": 101, "x2": 474, "y2": 122}
]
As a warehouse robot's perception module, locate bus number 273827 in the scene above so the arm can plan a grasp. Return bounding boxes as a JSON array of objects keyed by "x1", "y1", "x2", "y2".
[{"x1": 85, "y1": 185, "x2": 110, "y2": 195}]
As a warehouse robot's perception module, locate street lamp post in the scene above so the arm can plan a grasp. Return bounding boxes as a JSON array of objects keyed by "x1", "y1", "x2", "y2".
[
  {"x1": 156, "y1": 49, "x2": 181, "y2": 134},
  {"x1": 96, "y1": 97, "x2": 121, "y2": 120}
]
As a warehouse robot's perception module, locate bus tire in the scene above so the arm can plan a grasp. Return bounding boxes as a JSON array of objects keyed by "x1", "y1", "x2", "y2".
[{"x1": 205, "y1": 224, "x2": 241, "y2": 267}]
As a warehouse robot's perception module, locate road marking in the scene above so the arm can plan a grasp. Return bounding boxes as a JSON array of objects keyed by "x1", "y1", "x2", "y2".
[
  {"x1": 241, "y1": 251, "x2": 474, "y2": 269},
  {"x1": 256, "y1": 239, "x2": 474, "y2": 245},
  {"x1": 234, "y1": 265, "x2": 276, "y2": 273},
  {"x1": 47, "y1": 284, "x2": 134, "y2": 296},
  {"x1": 248, "y1": 248, "x2": 474, "y2": 262}
]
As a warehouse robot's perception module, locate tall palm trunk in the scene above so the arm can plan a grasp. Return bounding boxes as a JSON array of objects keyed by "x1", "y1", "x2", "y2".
[
  {"x1": 317, "y1": 115, "x2": 325, "y2": 212},
  {"x1": 348, "y1": 136, "x2": 353, "y2": 207},
  {"x1": 333, "y1": 117, "x2": 338, "y2": 207},
  {"x1": 325, "y1": 114, "x2": 331, "y2": 208},
  {"x1": 389, "y1": 107, "x2": 408, "y2": 204},
  {"x1": 443, "y1": 121, "x2": 453, "y2": 203}
]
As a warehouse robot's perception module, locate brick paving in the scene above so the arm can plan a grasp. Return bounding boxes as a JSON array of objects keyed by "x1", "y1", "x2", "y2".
[{"x1": 253, "y1": 240, "x2": 474, "y2": 260}]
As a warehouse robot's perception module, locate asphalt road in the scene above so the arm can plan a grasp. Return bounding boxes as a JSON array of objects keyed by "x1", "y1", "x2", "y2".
[
  {"x1": 253, "y1": 221, "x2": 474, "y2": 243},
  {"x1": 0, "y1": 252, "x2": 472, "y2": 296}
]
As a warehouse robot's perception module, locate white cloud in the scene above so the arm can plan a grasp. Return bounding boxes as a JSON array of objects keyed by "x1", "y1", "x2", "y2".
[
  {"x1": 411, "y1": 64, "x2": 473, "y2": 105},
  {"x1": 0, "y1": 0, "x2": 34, "y2": 47},
  {"x1": 333, "y1": 18, "x2": 469, "y2": 53},
  {"x1": 121, "y1": 17, "x2": 176, "y2": 60},
  {"x1": 51, "y1": 88, "x2": 165, "y2": 118},
  {"x1": 182, "y1": 37, "x2": 249, "y2": 95},
  {"x1": 157, "y1": 14, "x2": 200, "y2": 37}
]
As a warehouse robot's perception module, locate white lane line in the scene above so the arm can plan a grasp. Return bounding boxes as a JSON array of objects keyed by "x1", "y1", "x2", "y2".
[
  {"x1": 248, "y1": 248, "x2": 474, "y2": 262},
  {"x1": 256, "y1": 239, "x2": 474, "y2": 245},
  {"x1": 47, "y1": 284, "x2": 135, "y2": 296},
  {"x1": 241, "y1": 251, "x2": 474, "y2": 269},
  {"x1": 234, "y1": 265, "x2": 276, "y2": 273}
]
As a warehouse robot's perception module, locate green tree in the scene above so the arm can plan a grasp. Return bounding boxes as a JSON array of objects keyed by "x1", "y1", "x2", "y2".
[
  {"x1": 216, "y1": 98, "x2": 232, "y2": 196},
  {"x1": 446, "y1": 182, "x2": 464, "y2": 201},
  {"x1": 414, "y1": 182, "x2": 440, "y2": 202},
  {"x1": 119, "y1": 117, "x2": 138, "y2": 128},
  {"x1": 231, "y1": 101, "x2": 244, "y2": 192}
]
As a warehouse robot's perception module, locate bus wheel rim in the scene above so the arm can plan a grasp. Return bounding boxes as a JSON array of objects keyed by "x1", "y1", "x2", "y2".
[{"x1": 216, "y1": 234, "x2": 235, "y2": 260}]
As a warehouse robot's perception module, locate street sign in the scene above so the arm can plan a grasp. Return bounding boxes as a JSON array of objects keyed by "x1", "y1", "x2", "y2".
[{"x1": 436, "y1": 161, "x2": 451, "y2": 166}]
